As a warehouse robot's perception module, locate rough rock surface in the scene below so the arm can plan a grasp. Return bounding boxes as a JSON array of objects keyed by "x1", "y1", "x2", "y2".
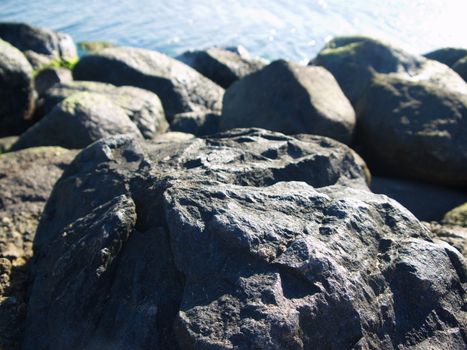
[
  {"x1": 355, "y1": 73, "x2": 467, "y2": 187},
  {"x1": 0, "y1": 136, "x2": 18, "y2": 154},
  {"x1": 453, "y1": 56, "x2": 467, "y2": 82},
  {"x1": 37, "y1": 81, "x2": 168, "y2": 138},
  {"x1": 310, "y1": 36, "x2": 466, "y2": 105},
  {"x1": 0, "y1": 22, "x2": 77, "y2": 68},
  {"x1": 444, "y1": 203, "x2": 467, "y2": 227},
  {"x1": 425, "y1": 222, "x2": 467, "y2": 257},
  {"x1": 371, "y1": 177, "x2": 467, "y2": 221},
  {"x1": 73, "y1": 47, "x2": 224, "y2": 121},
  {"x1": 11, "y1": 92, "x2": 142, "y2": 151},
  {"x1": 171, "y1": 110, "x2": 220, "y2": 136},
  {"x1": 424, "y1": 48, "x2": 467, "y2": 68},
  {"x1": 34, "y1": 67, "x2": 73, "y2": 95},
  {"x1": 221, "y1": 60, "x2": 355, "y2": 144},
  {"x1": 0, "y1": 146, "x2": 77, "y2": 350},
  {"x1": 0, "y1": 39, "x2": 35, "y2": 136},
  {"x1": 177, "y1": 47, "x2": 266, "y2": 88},
  {"x1": 22, "y1": 129, "x2": 466, "y2": 350}
]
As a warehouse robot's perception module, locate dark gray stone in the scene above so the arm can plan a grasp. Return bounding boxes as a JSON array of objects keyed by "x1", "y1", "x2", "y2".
[
  {"x1": 371, "y1": 177, "x2": 467, "y2": 221},
  {"x1": 22, "y1": 129, "x2": 466, "y2": 349},
  {"x1": 0, "y1": 22, "x2": 77, "y2": 68},
  {"x1": 177, "y1": 47, "x2": 266, "y2": 88},
  {"x1": 34, "y1": 67, "x2": 72, "y2": 95},
  {"x1": 170, "y1": 111, "x2": 220, "y2": 136},
  {"x1": 355, "y1": 73, "x2": 467, "y2": 187},
  {"x1": 453, "y1": 56, "x2": 467, "y2": 82},
  {"x1": 11, "y1": 92, "x2": 142, "y2": 151},
  {"x1": 38, "y1": 81, "x2": 168, "y2": 138},
  {"x1": 73, "y1": 47, "x2": 224, "y2": 121},
  {"x1": 424, "y1": 48, "x2": 467, "y2": 68},
  {"x1": 0, "y1": 39, "x2": 35, "y2": 136},
  {"x1": 221, "y1": 60, "x2": 356, "y2": 144}
]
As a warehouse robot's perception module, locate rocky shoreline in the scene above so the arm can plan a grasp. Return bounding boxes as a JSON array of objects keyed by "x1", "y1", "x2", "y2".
[{"x1": 0, "y1": 22, "x2": 466, "y2": 350}]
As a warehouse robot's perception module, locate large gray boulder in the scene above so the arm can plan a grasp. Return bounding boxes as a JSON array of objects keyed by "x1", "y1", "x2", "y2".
[
  {"x1": 22, "y1": 129, "x2": 466, "y2": 349},
  {"x1": 221, "y1": 60, "x2": 356, "y2": 144},
  {"x1": 355, "y1": 73, "x2": 467, "y2": 187},
  {"x1": 11, "y1": 92, "x2": 142, "y2": 151},
  {"x1": 38, "y1": 81, "x2": 168, "y2": 138},
  {"x1": 170, "y1": 110, "x2": 220, "y2": 136},
  {"x1": 424, "y1": 48, "x2": 467, "y2": 68},
  {"x1": 0, "y1": 22, "x2": 77, "y2": 69},
  {"x1": 73, "y1": 47, "x2": 224, "y2": 121},
  {"x1": 310, "y1": 36, "x2": 466, "y2": 105},
  {"x1": 0, "y1": 146, "x2": 77, "y2": 350},
  {"x1": 0, "y1": 39, "x2": 35, "y2": 136},
  {"x1": 177, "y1": 47, "x2": 266, "y2": 88}
]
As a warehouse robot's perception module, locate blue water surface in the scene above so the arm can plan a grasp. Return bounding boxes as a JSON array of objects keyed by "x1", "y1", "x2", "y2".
[{"x1": 0, "y1": 0, "x2": 466, "y2": 62}]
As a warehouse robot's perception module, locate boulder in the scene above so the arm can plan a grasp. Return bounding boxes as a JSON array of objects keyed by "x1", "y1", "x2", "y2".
[
  {"x1": 355, "y1": 73, "x2": 467, "y2": 187},
  {"x1": 452, "y1": 56, "x2": 467, "y2": 82},
  {"x1": 34, "y1": 67, "x2": 72, "y2": 95},
  {"x1": 171, "y1": 110, "x2": 220, "y2": 136},
  {"x1": 371, "y1": 177, "x2": 467, "y2": 221},
  {"x1": 0, "y1": 146, "x2": 77, "y2": 350},
  {"x1": 21, "y1": 129, "x2": 466, "y2": 349},
  {"x1": 310, "y1": 36, "x2": 466, "y2": 105},
  {"x1": 424, "y1": 222, "x2": 467, "y2": 257},
  {"x1": 0, "y1": 22, "x2": 77, "y2": 69},
  {"x1": 424, "y1": 48, "x2": 467, "y2": 67},
  {"x1": 221, "y1": 60, "x2": 356, "y2": 144},
  {"x1": 38, "y1": 81, "x2": 168, "y2": 138},
  {"x1": 443, "y1": 202, "x2": 467, "y2": 227},
  {"x1": 177, "y1": 47, "x2": 266, "y2": 88},
  {"x1": 0, "y1": 136, "x2": 18, "y2": 154},
  {"x1": 11, "y1": 92, "x2": 142, "y2": 151},
  {"x1": 73, "y1": 47, "x2": 224, "y2": 121},
  {"x1": 0, "y1": 39, "x2": 35, "y2": 136}
]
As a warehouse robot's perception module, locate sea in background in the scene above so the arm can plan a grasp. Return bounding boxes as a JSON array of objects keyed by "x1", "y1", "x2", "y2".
[{"x1": 0, "y1": 0, "x2": 466, "y2": 63}]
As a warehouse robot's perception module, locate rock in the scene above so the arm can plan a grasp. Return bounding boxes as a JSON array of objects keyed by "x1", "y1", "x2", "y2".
[
  {"x1": 73, "y1": 47, "x2": 224, "y2": 121},
  {"x1": 11, "y1": 92, "x2": 143, "y2": 151},
  {"x1": 152, "y1": 131, "x2": 195, "y2": 143},
  {"x1": 0, "y1": 136, "x2": 19, "y2": 154},
  {"x1": 171, "y1": 111, "x2": 220, "y2": 136},
  {"x1": 177, "y1": 47, "x2": 266, "y2": 88},
  {"x1": 310, "y1": 36, "x2": 466, "y2": 105},
  {"x1": 221, "y1": 60, "x2": 356, "y2": 144},
  {"x1": 38, "y1": 81, "x2": 168, "y2": 138},
  {"x1": 424, "y1": 221, "x2": 467, "y2": 257},
  {"x1": 34, "y1": 67, "x2": 73, "y2": 95},
  {"x1": 424, "y1": 48, "x2": 467, "y2": 67},
  {"x1": 371, "y1": 177, "x2": 467, "y2": 221},
  {"x1": 355, "y1": 73, "x2": 467, "y2": 187},
  {"x1": 443, "y1": 202, "x2": 467, "y2": 227},
  {"x1": 0, "y1": 146, "x2": 77, "y2": 350},
  {"x1": 22, "y1": 129, "x2": 466, "y2": 349},
  {"x1": 77, "y1": 41, "x2": 116, "y2": 54},
  {"x1": 452, "y1": 56, "x2": 467, "y2": 82},
  {"x1": 0, "y1": 22, "x2": 77, "y2": 68},
  {"x1": 0, "y1": 39, "x2": 35, "y2": 136}
]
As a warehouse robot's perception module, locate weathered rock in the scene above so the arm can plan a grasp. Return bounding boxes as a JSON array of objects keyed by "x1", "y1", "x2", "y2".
[
  {"x1": 78, "y1": 41, "x2": 116, "y2": 54},
  {"x1": 443, "y1": 202, "x2": 467, "y2": 227},
  {"x1": 22, "y1": 129, "x2": 466, "y2": 349},
  {"x1": 177, "y1": 47, "x2": 266, "y2": 88},
  {"x1": 371, "y1": 177, "x2": 467, "y2": 221},
  {"x1": 310, "y1": 36, "x2": 466, "y2": 105},
  {"x1": 171, "y1": 111, "x2": 220, "y2": 136},
  {"x1": 73, "y1": 47, "x2": 224, "y2": 121},
  {"x1": 424, "y1": 221, "x2": 467, "y2": 257},
  {"x1": 355, "y1": 73, "x2": 467, "y2": 186},
  {"x1": 452, "y1": 56, "x2": 467, "y2": 82},
  {"x1": 38, "y1": 81, "x2": 168, "y2": 138},
  {"x1": 0, "y1": 146, "x2": 77, "y2": 350},
  {"x1": 0, "y1": 136, "x2": 18, "y2": 154},
  {"x1": 424, "y1": 48, "x2": 467, "y2": 68},
  {"x1": 0, "y1": 22, "x2": 77, "y2": 68},
  {"x1": 0, "y1": 39, "x2": 35, "y2": 136},
  {"x1": 11, "y1": 92, "x2": 142, "y2": 151},
  {"x1": 152, "y1": 131, "x2": 195, "y2": 143},
  {"x1": 221, "y1": 60, "x2": 356, "y2": 144},
  {"x1": 34, "y1": 67, "x2": 72, "y2": 95}
]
